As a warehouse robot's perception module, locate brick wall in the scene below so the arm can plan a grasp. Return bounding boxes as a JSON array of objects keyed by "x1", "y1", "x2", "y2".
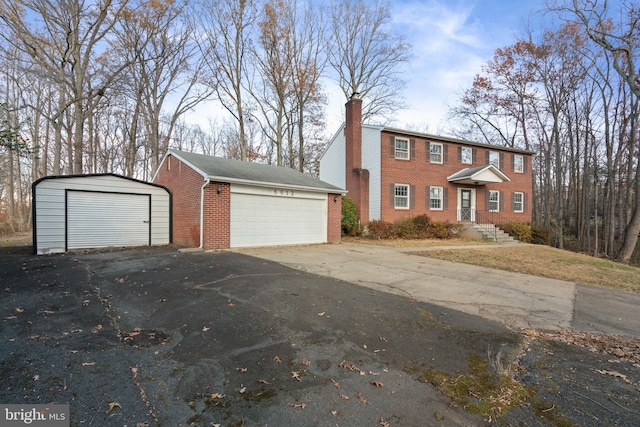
[
  {"x1": 202, "y1": 182, "x2": 230, "y2": 250},
  {"x1": 327, "y1": 193, "x2": 342, "y2": 243},
  {"x1": 154, "y1": 154, "x2": 204, "y2": 248},
  {"x1": 345, "y1": 95, "x2": 369, "y2": 223},
  {"x1": 379, "y1": 131, "x2": 533, "y2": 224}
]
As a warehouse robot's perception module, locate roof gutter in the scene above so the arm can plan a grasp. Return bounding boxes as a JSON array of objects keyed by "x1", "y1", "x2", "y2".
[
  {"x1": 206, "y1": 175, "x2": 346, "y2": 195},
  {"x1": 199, "y1": 177, "x2": 210, "y2": 249}
]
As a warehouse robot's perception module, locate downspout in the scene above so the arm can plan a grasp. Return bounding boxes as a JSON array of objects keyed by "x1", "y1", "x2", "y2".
[{"x1": 200, "y1": 178, "x2": 210, "y2": 249}]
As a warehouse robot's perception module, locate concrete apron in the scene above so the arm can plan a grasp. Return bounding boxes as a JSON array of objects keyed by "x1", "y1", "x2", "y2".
[{"x1": 234, "y1": 242, "x2": 577, "y2": 332}]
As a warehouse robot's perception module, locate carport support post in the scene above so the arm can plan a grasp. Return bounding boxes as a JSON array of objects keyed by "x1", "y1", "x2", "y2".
[{"x1": 200, "y1": 178, "x2": 210, "y2": 249}]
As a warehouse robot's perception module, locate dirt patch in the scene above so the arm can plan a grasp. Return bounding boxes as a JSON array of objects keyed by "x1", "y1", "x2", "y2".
[{"x1": 0, "y1": 231, "x2": 31, "y2": 248}]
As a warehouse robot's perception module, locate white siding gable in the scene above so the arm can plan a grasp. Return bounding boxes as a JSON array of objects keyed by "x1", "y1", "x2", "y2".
[{"x1": 319, "y1": 125, "x2": 346, "y2": 189}]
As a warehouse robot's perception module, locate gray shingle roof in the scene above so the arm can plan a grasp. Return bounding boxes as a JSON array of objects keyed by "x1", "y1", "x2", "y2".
[{"x1": 170, "y1": 150, "x2": 344, "y2": 193}]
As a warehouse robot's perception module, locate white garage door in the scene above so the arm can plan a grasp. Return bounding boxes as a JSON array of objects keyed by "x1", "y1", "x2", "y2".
[
  {"x1": 67, "y1": 191, "x2": 151, "y2": 249},
  {"x1": 230, "y1": 192, "x2": 327, "y2": 248}
]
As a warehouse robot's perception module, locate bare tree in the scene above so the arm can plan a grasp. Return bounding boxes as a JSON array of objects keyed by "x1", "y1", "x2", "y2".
[
  {"x1": 328, "y1": 0, "x2": 411, "y2": 124},
  {"x1": 195, "y1": 0, "x2": 257, "y2": 161},
  {"x1": 567, "y1": 0, "x2": 640, "y2": 262}
]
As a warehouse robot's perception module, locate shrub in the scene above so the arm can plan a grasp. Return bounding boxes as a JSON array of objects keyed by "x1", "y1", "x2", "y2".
[
  {"x1": 341, "y1": 196, "x2": 359, "y2": 236},
  {"x1": 367, "y1": 220, "x2": 396, "y2": 239},
  {"x1": 428, "y1": 221, "x2": 455, "y2": 239},
  {"x1": 396, "y1": 217, "x2": 418, "y2": 239},
  {"x1": 530, "y1": 224, "x2": 551, "y2": 245},
  {"x1": 502, "y1": 222, "x2": 532, "y2": 243},
  {"x1": 413, "y1": 214, "x2": 432, "y2": 238},
  {"x1": 365, "y1": 216, "x2": 462, "y2": 240}
]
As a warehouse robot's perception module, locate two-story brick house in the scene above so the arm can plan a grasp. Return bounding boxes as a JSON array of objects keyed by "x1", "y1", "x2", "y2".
[{"x1": 320, "y1": 94, "x2": 534, "y2": 227}]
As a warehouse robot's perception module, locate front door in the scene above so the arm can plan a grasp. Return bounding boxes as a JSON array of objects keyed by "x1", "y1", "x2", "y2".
[{"x1": 458, "y1": 189, "x2": 476, "y2": 222}]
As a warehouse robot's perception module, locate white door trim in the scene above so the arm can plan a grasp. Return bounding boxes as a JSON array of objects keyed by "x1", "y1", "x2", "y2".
[{"x1": 457, "y1": 188, "x2": 476, "y2": 222}]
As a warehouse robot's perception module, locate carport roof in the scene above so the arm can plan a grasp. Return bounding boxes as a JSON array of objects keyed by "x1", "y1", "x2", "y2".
[{"x1": 168, "y1": 150, "x2": 345, "y2": 193}]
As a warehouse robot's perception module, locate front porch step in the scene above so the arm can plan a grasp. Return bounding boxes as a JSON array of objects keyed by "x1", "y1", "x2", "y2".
[{"x1": 466, "y1": 224, "x2": 518, "y2": 243}]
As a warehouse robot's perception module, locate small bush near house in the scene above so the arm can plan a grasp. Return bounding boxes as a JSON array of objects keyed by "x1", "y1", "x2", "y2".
[
  {"x1": 367, "y1": 220, "x2": 395, "y2": 240},
  {"x1": 530, "y1": 224, "x2": 551, "y2": 245},
  {"x1": 396, "y1": 217, "x2": 418, "y2": 239},
  {"x1": 413, "y1": 214, "x2": 432, "y2": 238},
  {"x1": 502, "y1": 222, "x2": 533, "y2": 243},
  {"x1": 341, "y1": 196, "x2": 360, "y2": 236},
  {"x1": 366, "y1": 216, "x2": 461, "y2": 240}
]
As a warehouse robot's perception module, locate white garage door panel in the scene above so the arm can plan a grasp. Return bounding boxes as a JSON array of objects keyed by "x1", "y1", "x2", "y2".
[
  {"x1": 230, "y1": 193, "x2": 326, "y2": 247},
  {"x1": 67, "y1": 192, "x2": 150, "y2": 249}
]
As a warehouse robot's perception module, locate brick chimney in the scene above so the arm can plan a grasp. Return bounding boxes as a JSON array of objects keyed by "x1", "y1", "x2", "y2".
[{"x1": 344, "y1": 93, "x2": 369, "y2": 224}]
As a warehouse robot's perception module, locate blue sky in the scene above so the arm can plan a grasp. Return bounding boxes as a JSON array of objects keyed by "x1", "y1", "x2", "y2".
[{"x1": 325, "y1": 0, "x2": 548, "y2": 134}]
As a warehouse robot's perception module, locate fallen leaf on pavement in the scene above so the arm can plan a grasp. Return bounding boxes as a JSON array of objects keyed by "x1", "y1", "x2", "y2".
[
  {"x1": 227, "y1": 299, "x2": 235, "y2": 307},
  {"x1": 239, "y1": 387, "x2": 246, "y2": 394},
  {"x1": 358, "y1": 393, "x2": 368, "y2": 404},
  {"x1": 317, "y1": 312, "x2": 325, "y2": 316},
  {"x1": 331, "y1": 410, "x2": 338, "y2": 416},
  {"x1": 257, "y1": 379, "x2": 271, "y2": 384},
  {"x1": 136, "y1": 423, "x2": 149, "y2": 427},
  {"x1": 82, "y1": 362, "x2": 96, "y2": 366},
  {"x1": 105, "y1": 402, "x2": 120, "y2": 414},
  {"x1": 299, "y1": 357, "x2": 311, "y2": 366},
  {"x1": 596, "y1": 369, "x2": 631, "y2": 383},
  {"x1": 202, "y1": 326, "x2": 210, "y2": 332},
  {"x1": 33, "y1": 375, "x2": 39, "y2": 381},
  {"x1": 370, "y1": 380, "x2": 384, "y2": 387},
  {"x1": 331, "y1": 379, "x2": 340, "y2": 390},
  {"x1": 339, "y1": 394, "x2": 349, "y2": 400},
  {"x1": 291, "y1": 371, "x2": 301, "y2": 381},
  {"x1": 380, "y1": 418, "x2": 390, "y2": 427},
  {"x1": 15, "y1": 308, "x2": 24, "y2": 313},
  {"x1": 210, "y1": 393, "x2": 225, "y2": 399},
  {"x1": 236, "y1": 367, "x2": 248, "y2": 373},
  {"x1": 289, "y1": 402, "x2": 306, "y2": 409},
  {"x1": 273, "y1": 355, "x2": 282, "y2": 363}
]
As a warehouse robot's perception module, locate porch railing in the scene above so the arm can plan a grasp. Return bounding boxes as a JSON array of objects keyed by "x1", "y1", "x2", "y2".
[{"x1": 472, "y1": 210, "x2": 512, "y2": 242}]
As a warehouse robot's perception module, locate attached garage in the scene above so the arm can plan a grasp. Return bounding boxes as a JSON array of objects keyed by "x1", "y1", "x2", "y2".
[
  {"x1": 153, "y1": 150, "x2": 345, "y2": 250},
  {"x1": 230, "y1": 184, "x2": 327, "y2": 248},
  {"x1": 32, "y1": 174, "x2": 171, "y2": 255}
]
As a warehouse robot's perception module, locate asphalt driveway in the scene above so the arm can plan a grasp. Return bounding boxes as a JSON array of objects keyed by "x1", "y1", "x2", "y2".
[{"x1": 1, "y1": 244, "x2": 639, "y2": 426}]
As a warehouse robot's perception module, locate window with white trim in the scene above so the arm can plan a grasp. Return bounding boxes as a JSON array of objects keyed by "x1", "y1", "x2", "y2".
[
  {"x1": 430, "y1": 142, "x2": 443, "y2": 163},
  {"x1": 461, "y1": 147, "x2": 472, "y2": 164},
  {"x1": 489, "y1": 151, "x2": 499, "y2": 168},
  {"x1": 513, "y1": 192, "x2": 524, "y2": 212},
  {"x1": 395, "y1": 184, "x2": 409, "y2": 209},
  {"x1": 489, "y1": 190, "x2": 500, "y2": 212},
  {"x1": 430, "y1": 186, "x2": 443, "y2": 210},
  {"x1": 395, "y1": 137, "x2": 409, "y2": 160},
  {"x1": 513, "y1": 154, "x2": 524, "y2": 173}
]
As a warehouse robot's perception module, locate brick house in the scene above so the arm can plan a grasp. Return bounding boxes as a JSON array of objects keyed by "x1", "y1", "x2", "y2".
[
  {"x1": 320, "y1": 94, "x2": 534, "y2": 228},
  {"x1": 153, "y1": 150, "x2": 344, "y2": 250}
]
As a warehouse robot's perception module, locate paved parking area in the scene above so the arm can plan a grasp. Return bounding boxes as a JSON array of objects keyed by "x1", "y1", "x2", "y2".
[{"x1": 2, "y1": 244, "x2": 639, "y2": 426}]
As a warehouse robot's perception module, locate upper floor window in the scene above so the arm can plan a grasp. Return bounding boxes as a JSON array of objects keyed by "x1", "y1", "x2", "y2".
[
  {"x1": 513, "y1": 192, "x2": 524, "y2": 212},
  {"x1": 460, "y1": 147, "x2": 472, "y2": 164},
  {"x1": 430, "y1": 143, "x2": 443, "y2": 164},
  {"x1": 513, "y1": 154, "x2": 524, "y2": 173},
  {"x1": 394, "y1": 184, "x2": 409, "y2": 209},
  {"x1": 395, "y1": 138, "x2": 409, "y2": 160},
  {"x1": 489, "y1": 151, "x2": 500, "y2": 169},
  {"x1": 489, "y1": 190, "x2": 500, "y2": 212}
]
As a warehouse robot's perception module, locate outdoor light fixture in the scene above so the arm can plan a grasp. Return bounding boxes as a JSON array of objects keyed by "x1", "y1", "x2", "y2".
[
  {"x1": 217, "y1": 186, "x2": 222, "y2": 194},
  {"x1": 334, "y1": 196, "x2": 339, "y2": 202}
]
